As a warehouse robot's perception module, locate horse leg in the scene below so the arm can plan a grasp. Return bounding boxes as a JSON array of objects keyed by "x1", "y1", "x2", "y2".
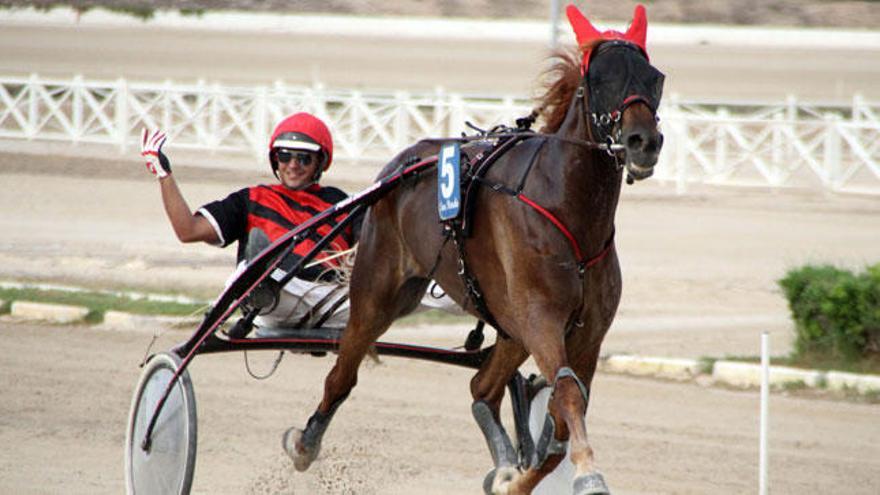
[
  {"x1": 469, "y1": 337, "x2": 529, "y2": 494},
  {"x1": 506, "y1": 329, "x2": 608, "y2": 495},
  {"x1": 560, "y1": 316, "x2": 613, "y2": 494},
  {"x1": 283, "y1": 211, "x2": 427, "y2": 471}
]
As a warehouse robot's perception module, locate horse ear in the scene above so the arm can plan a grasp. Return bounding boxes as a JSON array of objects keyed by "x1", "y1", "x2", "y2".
[
  {"x1": 625, "y1": 4, "x2": 648, "y2": 51},
  {"x1": 566, "y1": 3, "x2": 602, "y2": 47}
]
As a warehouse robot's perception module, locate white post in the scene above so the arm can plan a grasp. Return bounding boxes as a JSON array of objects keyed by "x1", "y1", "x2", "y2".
[
  {"x1": 823, "y1": 113, "x2": 842, "y2": 190},
  {"x1": 549, "y1": 0, "x2": 562, "y2": 49},
  {"x1": 72, "y1": 74, "x2": 83, "y2": 143},
  {"x1": 759, "y1": 331, "x2": 769, "y2": 495},
  {"x1": 852, "y1": 93, "x2": 863, "y2": 124},
  {"x1": 116, "y1": 77, "x2": 129, "y2": 153},
  {"x1": 27, "y1": 73, "x2": 39, "y2": 139},
  {"x1": 716, "y1": 107, "x2": 728, "y2": 178}
]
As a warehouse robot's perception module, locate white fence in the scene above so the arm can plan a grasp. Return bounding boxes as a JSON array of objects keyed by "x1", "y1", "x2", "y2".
[{"x1": 1, "y1": 74, "x2": 878, "y2": 193}]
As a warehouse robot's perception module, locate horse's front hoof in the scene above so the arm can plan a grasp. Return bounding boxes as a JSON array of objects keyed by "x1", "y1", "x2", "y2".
[
  {"x1": 482, "y1": 466, "x2": 519, "y2": 495},
  {"x1": 282, "y1": 427, "x2": 319, "y2": 472},
  {"x1": 573, "y1": 471, "x2": 610, "y2": 495}
]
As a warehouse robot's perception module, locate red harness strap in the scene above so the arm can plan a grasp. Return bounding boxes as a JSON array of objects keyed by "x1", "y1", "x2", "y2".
[{"x1": 516, "y1": 193, "x2": 614, "y2": 271}]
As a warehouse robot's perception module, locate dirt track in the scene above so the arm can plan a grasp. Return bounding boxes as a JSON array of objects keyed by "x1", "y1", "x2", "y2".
[
  {"x1": 1, "y1": 320, "x2": 878, "y2": 494},
  {"x1": 2, "y1": 153, "x2": 880, "y2": 493},
  {"x1": 4, "y1": 151, "x2": 880, "y2": 359}
]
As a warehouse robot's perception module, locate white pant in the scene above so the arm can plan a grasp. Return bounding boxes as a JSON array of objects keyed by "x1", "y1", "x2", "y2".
[{"x1": 224, "y1": 263, "x2": 462, "y2": 330}]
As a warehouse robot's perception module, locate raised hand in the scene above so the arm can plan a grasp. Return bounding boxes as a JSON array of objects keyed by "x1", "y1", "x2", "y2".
[{"x1": 140, "y1": 128, "x2": 172, "y2": 178}]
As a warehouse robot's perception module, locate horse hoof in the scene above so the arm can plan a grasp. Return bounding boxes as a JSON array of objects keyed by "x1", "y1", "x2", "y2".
[
  {"x1": 482, "y1": 466, "x2": 518, "y2": 495},
  {"x1": 282, "y1": 427, "x2": 319, "y2": 472},
  {"x1": 573, "y1": 471, "x2": 610, "y2": 495}
]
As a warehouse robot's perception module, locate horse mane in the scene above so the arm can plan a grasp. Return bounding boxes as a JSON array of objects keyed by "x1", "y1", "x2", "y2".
[{"x1": 536, "y1": 41, "x2": 602, "y2": 133}]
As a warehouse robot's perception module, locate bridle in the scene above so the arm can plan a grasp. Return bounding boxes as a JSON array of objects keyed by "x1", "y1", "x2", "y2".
[{"x1": 578, "y1": 40, "x2": 664, "y2": 177}]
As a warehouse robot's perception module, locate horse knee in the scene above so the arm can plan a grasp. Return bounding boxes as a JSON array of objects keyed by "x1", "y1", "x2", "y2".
[
  {"x1": 534, "y1": 367, "x2": 591, "y2": 468},
  {"x1": 550, "y1": 367, "x2": 590, "y2": 416}
]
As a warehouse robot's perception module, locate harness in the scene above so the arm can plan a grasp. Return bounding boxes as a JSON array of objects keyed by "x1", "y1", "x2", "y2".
[
  {"x1": 427, "y1": 41, "x2": 662, "y2": 346},
  {"x1": 434, "y1": 115, "x2": 617, "y2": 345}
]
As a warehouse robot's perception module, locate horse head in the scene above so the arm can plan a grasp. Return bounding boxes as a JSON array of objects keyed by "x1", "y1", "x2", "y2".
[{"x1": 567, "y1": 3, "x2": 665, "y2": 181}]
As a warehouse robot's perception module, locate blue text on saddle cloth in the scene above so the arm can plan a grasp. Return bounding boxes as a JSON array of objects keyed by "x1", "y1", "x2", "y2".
[{"x1": 437, "y1": 142, "x2": 461, "y2": 220}]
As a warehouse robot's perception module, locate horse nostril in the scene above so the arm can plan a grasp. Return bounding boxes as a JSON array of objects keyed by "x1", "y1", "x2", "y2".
[{"x1": 625, "y1": 133, "x2": 644, "y2": 151}]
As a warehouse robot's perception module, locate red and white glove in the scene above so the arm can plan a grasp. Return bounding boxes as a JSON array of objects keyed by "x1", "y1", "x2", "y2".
[{"x1": 140, "y1": 128, "x2": 172, "y2": 179}]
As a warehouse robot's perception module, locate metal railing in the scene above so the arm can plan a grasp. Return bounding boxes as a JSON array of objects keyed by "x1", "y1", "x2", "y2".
[{"x1": 1, "y1": 74, "x2": 878, "y2": 193}]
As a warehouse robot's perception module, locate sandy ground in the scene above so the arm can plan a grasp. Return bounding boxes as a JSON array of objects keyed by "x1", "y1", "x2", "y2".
[
  {"x1": 3, "y1": 21, "x2": 880, "y2": 102},
  {"x1": 1, "y1": 148, "x2": 880, "y2": 494},
  {"x1": 0, "y1": 320, "x2": 878, "y2": 494},
  {"x1": 2, "y1": 151, "x2": 880, "y2": 493},
  {"x1": 4, "y1": 150, "x2": 880, "y2": 358}
]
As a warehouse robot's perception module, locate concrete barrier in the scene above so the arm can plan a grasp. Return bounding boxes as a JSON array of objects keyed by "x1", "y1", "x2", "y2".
[
  {"x1": 712, "y1": 361, "x2": 826, "y2": 388},
  {"x1": 604, "y1": 355, "x2": 700, "y2": 380},
  {"x1": 712, "y1": 361, "x2": 763, "y2": 387},
  {"x1": 11, "y1": 301, "x2": 89, "y2": 324},
  {"x1": 826, "y1": 371, "x2": 880, "y2": 394},
  {"x1": 766, "y1": 365, "x2": 824, "y2": 388}
]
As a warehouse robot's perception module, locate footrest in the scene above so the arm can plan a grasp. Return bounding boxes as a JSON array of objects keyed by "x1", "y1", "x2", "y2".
[{"x1": 253, "y1": 326, "x2": 344, "y2": 340}]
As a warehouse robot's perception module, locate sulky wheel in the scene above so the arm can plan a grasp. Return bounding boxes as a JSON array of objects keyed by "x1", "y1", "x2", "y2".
[{"x1": 125, "y1": 352, "x2": 197, "y2": 495}]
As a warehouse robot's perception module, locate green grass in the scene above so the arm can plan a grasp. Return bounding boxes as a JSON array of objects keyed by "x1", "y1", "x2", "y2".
[
  {"x1": 779, "y1": 380, "x2": 808, "y2": 392},
  {"x1": 697, "y1": 357, "x2": 717, "y2": 375},
  {"x1": 0, "y1": 287, "x2": 206, "y2": 321}
]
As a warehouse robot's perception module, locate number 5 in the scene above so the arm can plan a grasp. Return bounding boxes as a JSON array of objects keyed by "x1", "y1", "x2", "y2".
[{"x1": 440, "y1": 148, "x2": 455, "y2": 198}]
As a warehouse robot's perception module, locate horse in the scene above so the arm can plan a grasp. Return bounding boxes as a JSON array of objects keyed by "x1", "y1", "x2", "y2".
[{"x1": 282, "y1": 5, "x2": 665, "y2": 494}]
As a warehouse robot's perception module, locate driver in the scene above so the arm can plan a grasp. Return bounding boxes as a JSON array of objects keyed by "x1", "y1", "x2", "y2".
[{"x1": 141, "y1": 112, "x2": 356, "y2": 334}]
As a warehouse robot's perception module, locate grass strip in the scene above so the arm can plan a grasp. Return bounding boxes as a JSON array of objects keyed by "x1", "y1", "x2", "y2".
[{"x1": 0, "y1": 287, "x2": 206, "y2": 319}]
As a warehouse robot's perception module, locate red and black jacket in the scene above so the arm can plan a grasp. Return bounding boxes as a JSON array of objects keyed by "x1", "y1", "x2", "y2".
[{"x1": 198, "y1": 183, "x2": 355, "y2": 281}]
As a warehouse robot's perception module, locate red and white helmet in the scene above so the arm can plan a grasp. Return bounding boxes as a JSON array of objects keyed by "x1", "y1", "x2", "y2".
[{"x1": 268, "y1": 112, "x2": 334, "y2": 176}]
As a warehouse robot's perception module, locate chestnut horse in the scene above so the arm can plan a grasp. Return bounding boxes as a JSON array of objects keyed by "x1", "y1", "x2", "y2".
[{"x1": 284, "y1": 5, "x2": 664, "y2": 494}]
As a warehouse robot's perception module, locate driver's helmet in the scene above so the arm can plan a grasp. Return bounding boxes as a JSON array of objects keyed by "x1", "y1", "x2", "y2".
[{"x1": 268, "y1": 112, "x2": 334, "y2": 176}]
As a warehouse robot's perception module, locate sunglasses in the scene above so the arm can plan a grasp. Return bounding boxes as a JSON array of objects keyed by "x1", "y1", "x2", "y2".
[{"x1": 276, "y1": 150, "x2": 317, "y2": 167}]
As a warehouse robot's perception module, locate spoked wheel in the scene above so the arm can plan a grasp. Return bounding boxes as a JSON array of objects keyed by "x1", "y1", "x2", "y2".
[{"x1": 125, "y1": 352, "x2": 197, "y2": 495}]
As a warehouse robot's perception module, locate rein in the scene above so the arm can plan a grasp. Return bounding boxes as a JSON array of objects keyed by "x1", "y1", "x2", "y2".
[{"x1": 421, "y1": 132, "x2": 624, "y2": 155}]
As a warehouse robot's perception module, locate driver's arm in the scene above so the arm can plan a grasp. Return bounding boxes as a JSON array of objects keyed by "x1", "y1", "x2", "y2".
[
  {"x1": 158, "y1": 175, "x2": 219, "y2": 244},
  {"x1": 141, "y1": 128, "x2": 219, "y2": 245}
]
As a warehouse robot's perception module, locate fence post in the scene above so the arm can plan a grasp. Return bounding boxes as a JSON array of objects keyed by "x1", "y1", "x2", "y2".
[
  {"x1": 772, "y1": 111, "x2": 784, "y2": 183},
  {"x1": 434, "y1": 86, "x2": 446, "y2": 137},
  {"x1": 209, "y1": 81, "x2": 220, "y2": 152},
  {"x1": 116, "y1": 77, "x2": 129, "y2": 153},
  {"x1": 716, "y1": 107, "x2": 728, "y2": 179},
  {"x1": 450, "y1": 92, "x2": 464, "y2": 137},
  {"x1": 72, "y1": 74, "x2": 83, "y2": 143},
  {"x1": 194, "y1": 79, "x2": 207, "y2": 148},
  {"x1": 823, "y1": 113, "x2": 842, "y2": 190},
  {"x1": 852, "y1": 93, "x2": 863, "y2": 124},
  {"x1": 351, "y1": 90, "x2": 363, "y2": 162},
  {"x1": 395, "y1": 90, "x2": 409, "y2": 151},
  {"x1": 27, "y1": 73, "x2": 39, "y2": 139},
  {"x1": 254, "y1": 85, "x2": 268, "y2": 160},
  {"x1": 666, "y1": 94, "x2": 689, "y2": 194},
  {"x1": 162, "y1": 79, "x2": 173, "y2": 136},
  {"x1": 785, "y1": 94, "x2": 797, "y2": 121}
]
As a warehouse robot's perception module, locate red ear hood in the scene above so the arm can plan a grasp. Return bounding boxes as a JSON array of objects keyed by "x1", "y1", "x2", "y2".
[{"x1": 566, "y1": 4, "x2": 649, "y2": 71}]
